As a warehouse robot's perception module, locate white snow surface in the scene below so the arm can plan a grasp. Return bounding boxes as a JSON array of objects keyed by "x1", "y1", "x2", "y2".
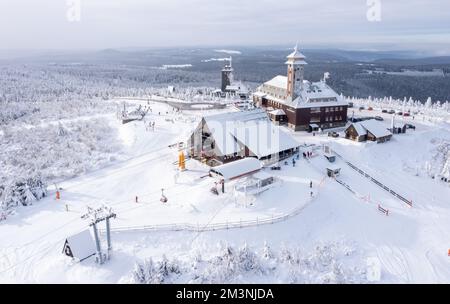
[{"x1": 1, "y1": 99, "x2": 450, "y2": 283}]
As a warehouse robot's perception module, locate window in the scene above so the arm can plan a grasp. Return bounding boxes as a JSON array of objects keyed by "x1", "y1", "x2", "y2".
[
  {"x1": 325, "y1": 116, "x2": 329, "y2": 122},
  {"x1": 325, "y1": 107, "x2": 329, "y2": 113},
  {"x1": 330, "y1": 107, "x2": 335, "y2": 112},
  {"x1": 340, "y1": 107, "x2": 343, "y2": 111},
  {"x1": 310, "y1": 107, "x2": 321, "y2": 114},
  {"x1": 335, "y1": 107, "x2": 339, "y2": 111}
]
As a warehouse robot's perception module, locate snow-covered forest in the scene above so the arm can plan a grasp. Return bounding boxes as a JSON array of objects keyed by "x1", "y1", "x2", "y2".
[
  {"x1": 1, "y1": 61, "x2": 450, "y2": 220},
  {"x1": 0, "y1": 62, "x2": 220, "y2": 219},
  {"x1": 129, "y1": 242, "x2": 367, "y2": 284}
]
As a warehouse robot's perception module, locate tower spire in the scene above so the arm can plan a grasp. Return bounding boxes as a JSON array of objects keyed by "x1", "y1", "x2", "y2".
[{"x1": 285, "y1": 43, "x2": 307, "y2": 102}]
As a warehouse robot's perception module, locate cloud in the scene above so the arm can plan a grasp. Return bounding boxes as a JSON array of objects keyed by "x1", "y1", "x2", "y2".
[{"x1": 0, "y1": 0, "x2": 448, "y2": 51}]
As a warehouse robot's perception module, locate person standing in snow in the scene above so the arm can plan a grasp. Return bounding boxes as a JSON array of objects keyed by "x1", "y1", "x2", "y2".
[
  {"x1": 174, "y1": 171, "x2": 179, "y2": 184},
  {"x1": 310, "y1": 181, "x2": 313, "y2": 188}
]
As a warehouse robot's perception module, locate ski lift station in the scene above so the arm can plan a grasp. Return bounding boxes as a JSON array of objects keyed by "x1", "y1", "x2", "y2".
[
  {"x1": 187, "y1": 108, "x2": 300, "y2": 166},
  {"x1": 62, "y1": 230, "x2": 96, "y2": 262},
  {"x1": 324, "y1": 152, "x2": 336, "y2": 163},
  {"x1": 234, "y1": 171, "x2": 278, "y2": 196},
  {"x1": 209, "y1": 157, "x2": 278, "y2": 196},
  {"x1": 326, "y1": 165, "x2": 341, "y2": 178}
]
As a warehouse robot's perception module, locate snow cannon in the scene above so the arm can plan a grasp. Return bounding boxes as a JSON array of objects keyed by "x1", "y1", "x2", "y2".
[{"x1": 178, "y1": 151, "x2": 186, "y2": 171}]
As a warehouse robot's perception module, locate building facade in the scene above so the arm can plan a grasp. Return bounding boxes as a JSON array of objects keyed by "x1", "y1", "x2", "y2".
[
  {"x1": 253, "y1": 45, "x2": 348, "y2": 131},
  {"x1": 221, "y1": 58, "x2": 234, "y2": 92},
  {"x1": 218, "y1": 57, "x2": 250, "y2": 100},
  {"x1": 345, "y1": 120, "x2": 393, "y2": 143},
  {"x1": 187, "y1": 109, "x2": 300, "y2": 166}
]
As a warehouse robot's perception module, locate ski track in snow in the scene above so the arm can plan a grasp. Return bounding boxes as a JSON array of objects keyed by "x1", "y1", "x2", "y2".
[{"x1": 2, "y1": 100, "x2": 450, "y2": 283}]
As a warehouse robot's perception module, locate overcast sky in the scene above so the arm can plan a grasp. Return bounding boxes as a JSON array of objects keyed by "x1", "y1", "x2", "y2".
[{"x1": 0, "y1": 0, "x2": 449, "y2": 53}]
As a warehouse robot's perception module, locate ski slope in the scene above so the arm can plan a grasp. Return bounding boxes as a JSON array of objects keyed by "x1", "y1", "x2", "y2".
[{"x1": 1, "y1": 100, "x2": 450, "y2": 283}]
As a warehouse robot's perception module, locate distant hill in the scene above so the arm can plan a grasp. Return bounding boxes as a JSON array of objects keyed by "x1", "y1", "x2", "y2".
[{"x1": 374, "y1": 56, "x2": 450, "y2": 65}]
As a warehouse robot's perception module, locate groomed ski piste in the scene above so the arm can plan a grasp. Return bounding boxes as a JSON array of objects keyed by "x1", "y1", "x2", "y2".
[{"x1": 1, "y1": 98, "x2": 450, "y2": 283}]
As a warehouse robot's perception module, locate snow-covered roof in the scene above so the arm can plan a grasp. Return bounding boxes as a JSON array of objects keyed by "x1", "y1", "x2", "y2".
[
  {"x1": 324, "y1": 152, "x2": 335, "y2": 158},
  {"x1": 200, "y1": 109, "x2": 299, "y2": 158},
  {"x1": 253, "y1": 91, "x2": 267, "y2": 98},
  {"x1": 348, "y1": 119, "x2": 392, "y2": 138},
  {"x1": 64, "y1": 230, "x2": 96, "y2": 261},
  {"x1": 293, "y1": 81, "x2": 345, "y2": 108},
  {"x1": 203, "y1": 109, "x2": 269, "y2": 156},
  {"x1": 203, "y1": 108, "x2": 268, "y2": 125},
  {"x1": 210, "y1": 158, "x2": 262, "y2": 180},
  {"x1": 350, "y1": 122, "x2": 367, "y2": 136},
  {"x1": 264, "y1": 75, "x2": 288, "y2": 89},
  {"x1": 269, "y1": 109, "x2": 286, "y2": 116},
  {"x1": 251, "y1": 171, "x2": 273, "y2": 181},
  {"x1": 285, "y1": 45, "x2": 307, "y2": 65},
  {"x1": 327, "y1": 165, "x2": 341, "y2": 171},
  {"x1": 360, "y1": 120, "x2": 392, "y2": 138},
  {"x1": 231, "y1": 121, "x2": 300, "y2": 159},
  {"x1": 258, "y1": 77, "x2": 347, "y2": 109},
  {"x1": 226, "y1": 85, "x2": 240, "y2": 91}
]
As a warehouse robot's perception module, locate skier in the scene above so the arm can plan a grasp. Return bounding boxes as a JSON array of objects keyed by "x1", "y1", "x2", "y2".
[
  {"x1": 310, "y1": 181, "x2": 313, "y2": 188},
  {"x1": 135, "y1": 196, "x2": 139, "y2": 203}
]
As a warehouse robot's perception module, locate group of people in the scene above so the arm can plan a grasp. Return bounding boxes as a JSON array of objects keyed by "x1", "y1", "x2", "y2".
[
  {"x1": 302, "y1": 151, "x2": 313, "y2": 158},
  {"x1": 146, "y1": 121, "x2": 156, "y2": 132}
]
